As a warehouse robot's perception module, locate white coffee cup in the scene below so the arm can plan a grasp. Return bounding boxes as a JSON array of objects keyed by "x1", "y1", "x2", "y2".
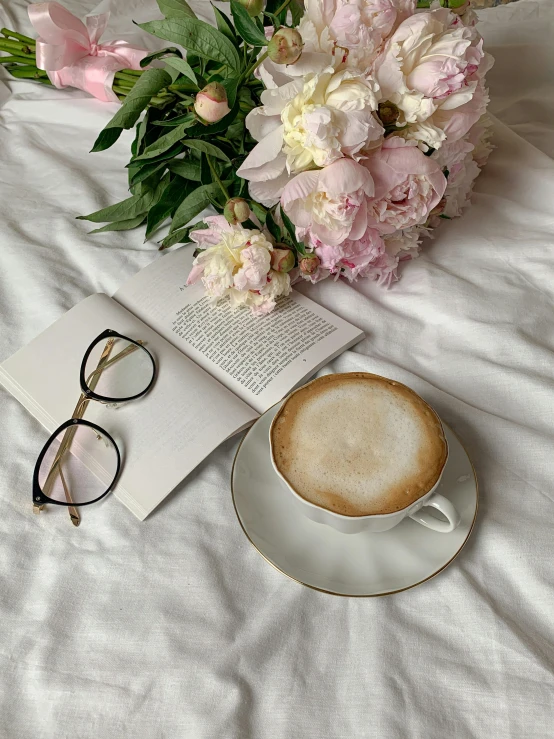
[{"x1": 269, "y1": 375, "x2": 460, "y2": 535}]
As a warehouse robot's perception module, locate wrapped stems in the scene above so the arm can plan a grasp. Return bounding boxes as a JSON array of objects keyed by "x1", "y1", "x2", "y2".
[
  {"x1": 0, "y1": 28, "x2": 36, "y2": 45},
  {"x1": 0, "y1": 26, "x2": 146, "y2": 99}
]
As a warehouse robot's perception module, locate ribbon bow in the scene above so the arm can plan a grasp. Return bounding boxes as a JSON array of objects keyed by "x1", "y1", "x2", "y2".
[{"x1": 28, "y1": 2, "x2": 149, "y2": 103}]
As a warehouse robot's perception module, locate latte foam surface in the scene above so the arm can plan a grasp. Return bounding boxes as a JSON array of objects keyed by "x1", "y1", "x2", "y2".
[{"x1": 271, "y1": 373, "x2": 447, "y2": 516}]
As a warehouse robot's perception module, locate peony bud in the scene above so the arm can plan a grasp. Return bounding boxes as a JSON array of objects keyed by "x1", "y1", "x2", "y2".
[
  {"x1": 271, "y1": 245, "x2": 295, "y2": 273},
  {"x1": 451, "y1": 1, "x2": 470, "y2": 14},
  {"x1": 299, "y1": 254, "x2": 320, "y2": 275},
  {"x1": 224, "y1": 197, "x2": 250, "y2": 224},
  {"x1": 236, "y1": 0, "x2": 264, "y2": 17},
  {"x1": 194, "y1": 82, "x2": 230, "y2": 124},
  {"x1": 377, "y1": 101, "x2": 400, "y2": 127},
  {"x1": 267, "y1": 28, "x2": 303, "y2": 66}
]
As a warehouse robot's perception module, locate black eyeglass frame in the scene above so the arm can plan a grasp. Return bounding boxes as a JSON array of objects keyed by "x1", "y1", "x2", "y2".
[
  {"x1": 79, "y1": 329, "x2": 156, "y2": 403},
  {"x1": 32, "y1": 328, "x2": 156, "y2": 513},
  {"x1": 32, "y1": 418, "x2": 121, "y2": 508}
]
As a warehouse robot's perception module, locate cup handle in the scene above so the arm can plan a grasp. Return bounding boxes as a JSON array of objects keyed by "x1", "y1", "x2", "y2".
[{"x1": 409, "y1": 493, "x2": 460, "y2": 533}]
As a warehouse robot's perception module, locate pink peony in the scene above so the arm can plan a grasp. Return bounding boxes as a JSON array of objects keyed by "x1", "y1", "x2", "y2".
[
  {"x1": 374, "y1": 7, "x2": 493, "y2": 149},
  {"x1": 429, "y1": 81, "x2": 491, "y2": 149},
  {"x1": 186, "y1": 216, "x2": 291, "y2": 315},
  {"x1": 280, "y1": 158, "x2": 374, "y2": 247},
  {"x1": 289, "y1": 0, "x2": 416, "y2": 75},
  {"x1": 363, "y1": 139, "x2": 447, "y2": 233},
  {"x1": 466, "y1": 115, "x2": 494, "y2": 168},
  {"x1": 312, "y1": 227, "x2": 387, "y2": 281}
]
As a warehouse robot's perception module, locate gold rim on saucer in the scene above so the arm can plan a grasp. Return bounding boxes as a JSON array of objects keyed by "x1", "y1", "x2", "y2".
[{"x1": 231, "y1": 405, "x2": 479, "y2": 598}]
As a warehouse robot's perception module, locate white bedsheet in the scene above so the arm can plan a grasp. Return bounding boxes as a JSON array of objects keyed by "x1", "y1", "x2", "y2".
[{"x1": 0, "y1": 1, "x2": 553, "y2": 737}]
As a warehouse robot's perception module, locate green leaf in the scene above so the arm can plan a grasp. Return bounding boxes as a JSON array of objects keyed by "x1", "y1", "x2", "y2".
[
  {"x1": 154, "y1": 112, "x2": 196, "y2": 127},
  {"x1": 126, "y1": 142, "x2": 184, "y2": 167},
  {"x1": 89, "y1": 216, "x2": 146, "y2": 234},
  {"x1": 156, "y1": 0, "x2": 197, "y2": 17},
  {"x1": 159, "y1": 225, "x2": 192, "y2": 249},
  {"x1": 129, "y1": 160, "x2": 168, "y2": 188},
  {"x1": 78, "y1": 194, "x2": 147, "y2": 224},
  {"x1": 146, "y1": 177, "x2": 193, "y2": 238},
  {"x1": 265, "y1": 210, "x2": 281, "y2": 243},
  {"x1": 168, "y1": 160, "x2": 201, "y2": 181},
  {"x1": 231, "y1": 1, "x2": 269, "y2": 46},
  {"x1": 212, "y1": 5, "x2": 238, "y2": 46},
  {"x1": 226, "y1": 117, "x2": 244, "y2": 146},
  {"x1": 263, "y1": 11, "x2": 280, "y2": 30},
  {"x1": 91, "y1": 69, "x2": 172, "y2": 152},
  {"x1": 132, "y1": 122, "x2": 193, "y2": 161},
  {"x1": 281, "y1": 208, "x2": 306, "y2": 255},
  {"x1": 250, "y1": 202, "x2": 266, "y2": 224},
  {"x1": 139, "y1": 46, "x2": 182, "y2": 68},
  {"x1": 165, "y1": 65, "x2": 181, "y2": 83},
  {"x1": 221, "y1": 77, "x2": 239, "y2": 109},
  {"x1": 139, "y1": 18, "x2": 240, "y2": 70},
  {"x1": 290, "y1": 0, "x2": 304, "y2": 26},
  {"x1": 183, "y1": 139, "x2": 230, "y2": 163},
  {"x1": 91, "y1": 128, "x2": 123, "y2": 153},
  {"x1": 200, "y1": 153, "x2": 211, "y2": 185},
  {"x1": 135, "y1": 109, "x2": 153, "y2": 156},
  {"x1": 130, "y1": 125, "x2": 141, "y2": 159},
  {"x1": 206, "y1": 190, "x2": 224, "y2": 210},
  {"x1": 78, "y1": 178, "x2": 166, "y2": 223},
  {"x1": 170, "y1": 181, "x2": 231, "y2": 232},
  {"x1": 170, "y1": 189, "x2": 211, "y2": 232},
  {"x1": 163, "y1": 56, "x2": 198, "y2": 85}
]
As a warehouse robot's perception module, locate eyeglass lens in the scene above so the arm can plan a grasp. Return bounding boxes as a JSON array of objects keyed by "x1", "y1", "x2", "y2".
[
  {"x1": 38, "y1": 424, "x2": 118, "y2": 505},
  {"x1": 83, "y1": 336, "x2": 154, "y2": 400}
]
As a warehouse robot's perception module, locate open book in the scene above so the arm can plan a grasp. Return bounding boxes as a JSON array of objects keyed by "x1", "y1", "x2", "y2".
[{"x1": 0, "y1": 248, "x2": 363, "y2": 520}]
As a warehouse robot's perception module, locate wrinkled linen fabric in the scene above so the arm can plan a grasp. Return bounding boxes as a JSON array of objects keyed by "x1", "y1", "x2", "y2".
[{"x1": 0, "y1": 1, "x2": 553, "y2": 737}]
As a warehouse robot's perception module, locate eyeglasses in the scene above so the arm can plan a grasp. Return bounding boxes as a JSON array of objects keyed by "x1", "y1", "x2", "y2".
[{"x1": 32, "y1": 329, "x2": 156, "y2": 527}]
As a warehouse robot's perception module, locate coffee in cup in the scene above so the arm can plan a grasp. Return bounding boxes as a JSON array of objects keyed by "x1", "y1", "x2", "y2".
[{"x1": 270, "y1": 373, "x2": 448, "y2": 519}]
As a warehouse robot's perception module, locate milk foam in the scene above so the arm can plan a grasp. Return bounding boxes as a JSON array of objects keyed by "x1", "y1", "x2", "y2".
[{"x1": 271, "y1": 375, "x2": 446, "y2": 516}]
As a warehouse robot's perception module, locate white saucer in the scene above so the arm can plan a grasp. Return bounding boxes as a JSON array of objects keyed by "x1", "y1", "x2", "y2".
[{"x1": 232, "y1": 402, "x2": 478, "y2": 597}]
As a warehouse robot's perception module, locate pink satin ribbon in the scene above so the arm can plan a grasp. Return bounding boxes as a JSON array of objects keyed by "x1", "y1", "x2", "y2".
[{"x1": 28, "y1": 2, "x2": 149, "y2": 103}]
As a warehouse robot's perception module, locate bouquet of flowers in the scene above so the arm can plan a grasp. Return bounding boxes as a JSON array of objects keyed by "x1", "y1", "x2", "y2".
[{"x1": 1, "y1": 0, "x2": 493, "y2": 315}]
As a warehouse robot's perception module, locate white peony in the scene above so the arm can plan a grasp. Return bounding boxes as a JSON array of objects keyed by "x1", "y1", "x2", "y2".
[
  {"x1": 186, "y1": 216, "x2": 291, "y2": 315},
  {"x1": 237, "y1": 68, "x2": 382, "y2": 206}
]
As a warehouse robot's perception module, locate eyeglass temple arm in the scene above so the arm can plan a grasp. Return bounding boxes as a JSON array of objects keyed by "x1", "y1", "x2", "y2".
[
  {"x1": 40, "y1": 337, "x2": 117, "y2": 526},
  {"x1": 82, "y1": 340, "x2": 142, "y2": 391}
]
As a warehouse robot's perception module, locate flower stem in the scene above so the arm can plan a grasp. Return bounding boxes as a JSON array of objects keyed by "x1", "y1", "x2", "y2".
[
  {"x1": 7, "y1": 66, "x2": 48, "y2": 79},
  {"x1": 241, "y1": 51, "x2": 268, "y2": 85},
  {"x1": 273, "y1": 0, "x2": 292, "y2": 16},
  {"x1": 1, "y1": 28, "x2": 36, "y2": 46},
  {"x1": 206, "y1": 154, "x2": 230, "y2": 201},
  {"x1": 113, "y1": 84, "x2": 131, "y2": 97},
  {"x1": 0, "y1": 55, "x2": 34, "y2": 65},
  {"x1": 0, "y1": 39, "x2": 34, "y2": 55},
  {"x1": 151, "y1": 95, "x2": 173, "y2": 105},
  {"x1": 114, "y1": 71, "x2": 140, "y2": 85},
  {"x1": 169, "y1": 81, "x2": 197, "y2": 92}
]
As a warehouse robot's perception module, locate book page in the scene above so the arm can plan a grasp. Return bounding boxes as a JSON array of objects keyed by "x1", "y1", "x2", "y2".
[
  {"x1": 114, "y1": 248, "x2": 364, "y2": 414},
  {"x1": 0, "y1": 294, "x2": 257, "y2": 521}
]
